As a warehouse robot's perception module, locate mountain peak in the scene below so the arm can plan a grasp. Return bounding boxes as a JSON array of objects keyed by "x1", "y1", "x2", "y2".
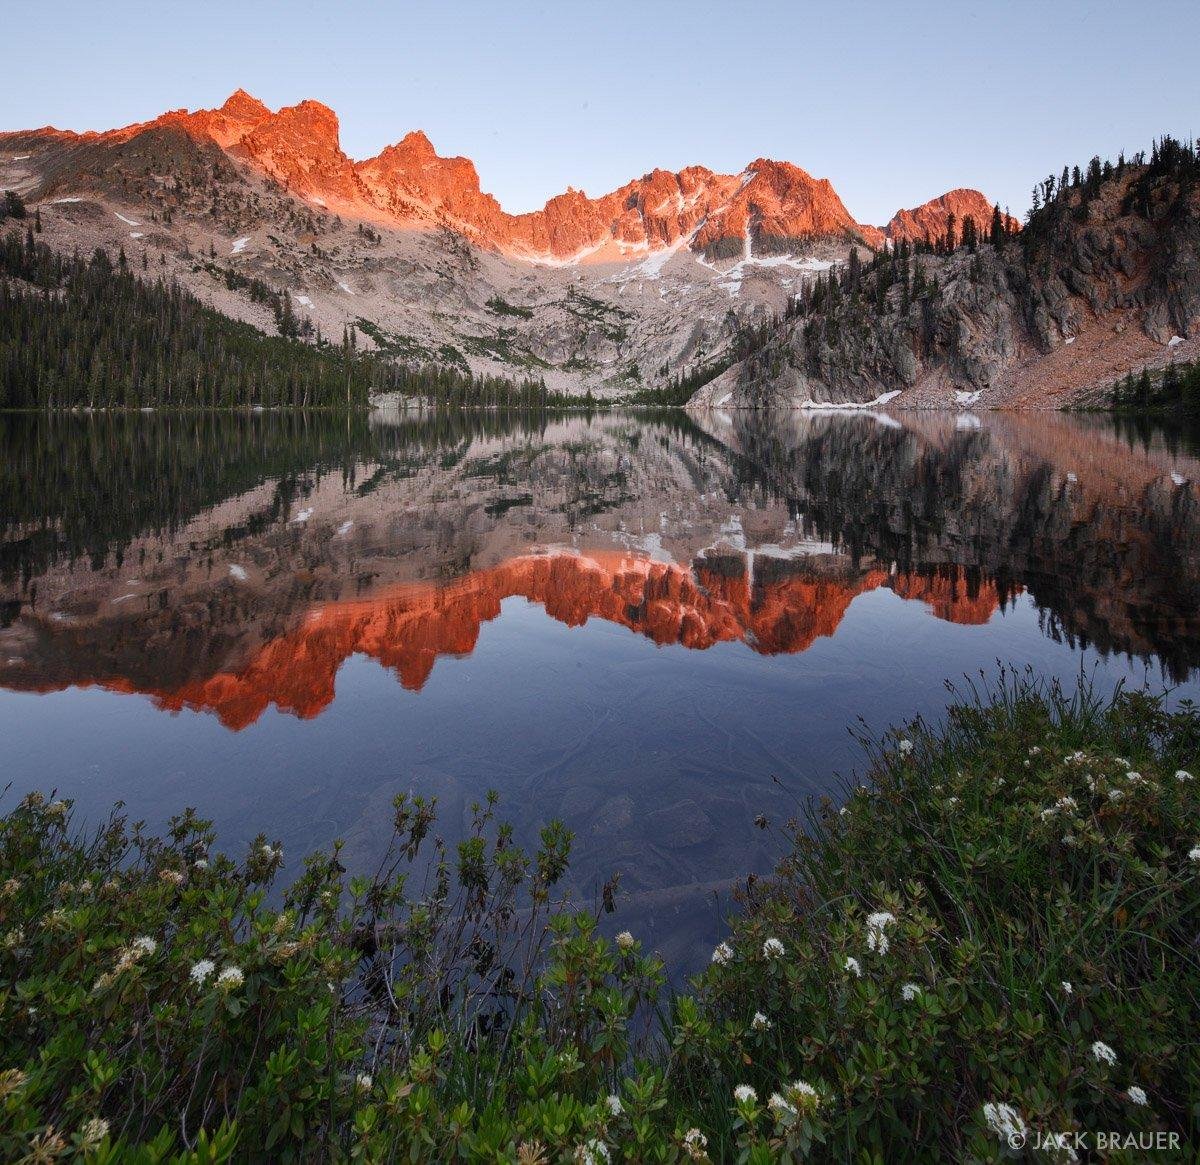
[{"x1": 220, "y1": 89, "x2": 271, "y2": 120}]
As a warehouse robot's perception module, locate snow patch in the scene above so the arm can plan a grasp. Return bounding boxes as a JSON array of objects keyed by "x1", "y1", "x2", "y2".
[
  {"x1": 292, "y1": 508, "x2": 313, "y2": 523},
  {"x1": 1168, "y1": 335, "x2": 1185, "y2": 347},
  {"x1": 308, "y1": 195, "x2": 327, "y2": 208},
  {"x1": 229, "y1": 565, "x2": 248, "y2": 581},
  {"x1": 1172, "y1": 472, "x2": 1189, "y2": 486},
  {"x1": 716, "y1": 393, "x2": 733, "y2": 407},
  {"x1": 801, "y1": 390, "x2": 902, "y2": 411},
  {"x1": 231, "y1": 237, "x2": 251, "y2": 255},
  {"x1": 53, "y1": 197, "x2": 83, "y2": 203},
  {"x1": 336, "y1": 520, "x2": 354, "y2": 536},
  {"x1": 114, "y1": 212, "x2": 140, "y2": 226},
  {"x1": 11, "y1": 154, "x2": 30, "y2": 161},
  {"x1": 293, "y1": 294, "x2": 313, "y2": 308},
  {"x1": 129, "y1": 232, "x2": 144, "y2": 239},
  {"x1": 1066, "y1": 472, "x2": 1078, "y2": 483},
  {"x1": 336, "y1": 279, "x2": 355, "y2": 295},
  {"x1": 1064, "y1": 336, "x2": 1075, "y2": 345},
  {"x1": 954, "y1": 390, "x2": 982, "y2": 406}
]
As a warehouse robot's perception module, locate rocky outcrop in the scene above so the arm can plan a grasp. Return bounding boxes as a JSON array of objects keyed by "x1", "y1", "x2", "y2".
[{"x1": 884, "y1": 188, "x2": 1017, "y2": 244}]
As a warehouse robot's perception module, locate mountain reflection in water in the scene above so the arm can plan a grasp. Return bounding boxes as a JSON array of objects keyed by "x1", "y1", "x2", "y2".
[{"x1": 1, "y1": 407, "x2": 1198, "y2": 971}]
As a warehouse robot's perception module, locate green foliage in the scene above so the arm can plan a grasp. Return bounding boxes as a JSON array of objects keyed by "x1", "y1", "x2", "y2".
[
  {"x1": 3, "y1": 676, "x2": 1197, "y2": 1159},
  {"x1": 0, "y1": 231, "x2": 387, "y2": 409},
  {"x1": 1110, "y1": 360, "x2": 1200, "y2": 417}
]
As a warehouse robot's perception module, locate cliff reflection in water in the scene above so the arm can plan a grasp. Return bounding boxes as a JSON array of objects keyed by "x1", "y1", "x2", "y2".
[{"x1": 1, "y1": 406, "x2": 1198, "y2": 721}]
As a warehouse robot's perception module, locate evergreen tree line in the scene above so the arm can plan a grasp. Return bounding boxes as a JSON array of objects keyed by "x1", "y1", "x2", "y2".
[
  {"x1": 0, "y1": 229, "x2": 563, "y2": 411},
  {"x1": 1110, "y1": 360, "x2": 1200, "y2": 415}
]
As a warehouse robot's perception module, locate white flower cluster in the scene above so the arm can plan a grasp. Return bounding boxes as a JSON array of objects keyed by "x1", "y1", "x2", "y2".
[
  {"x1": 1126, "y1": 1085, "x2": 1148, "y2": 1106},
  {"x1": 762, "y1": 937, "x2": 785, "y2": 959},
  {"x1": 711, "y1": 941, "x2": 733, "y2": 966},
  {"x1": 1091, "y1": 1040, "x2": 1117, "y2": 1065},
  {"x1": 897, "y1": 738, "x2": 914, "y2": 756},
  {"x1": 751, "y1": 1011, "x2": 772, "y2": 1031},
  {"x1": 844, "y1": 956, "x2": 862, "y2": 978},
  {"x1": 615, "y1": 931, "x2": 635, "y2": 952},
  {"x1": 217, "y1": 965, "x2": 244, "y2": 990},
  {"x1": 982, "y1": 1101, "x2": 1027, "y2": 1141},
  {"x1": 1176, "y1": 769, "x2": 1194, "y2": 782},
  {"x1": 866, "y1": 911, "x2": 895, "y2": 955},
  {"x1": 901, "y1": 983, "x2": 921, "y2": 1002},
  {"x1": 190, "y1": 959, "x2": 215, "y2": 986},
  {"x1": 682, "y1": 1128, "x2": 707, "y2": 1160},
  {"x1": 734, "y1": 1084, "x2": 757, "y2": 1104},
  {"x1": 576, "y1": 1139, "x2": 610, "y2": 1165},
  {"x1": 605, "y1": 1094, "x2": 622, "y2": 1117}
]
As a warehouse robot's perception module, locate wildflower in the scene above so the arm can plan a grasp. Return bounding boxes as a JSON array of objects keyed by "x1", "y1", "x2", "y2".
[
  {"x1": 77, "y1": 880, "x2": 92, "y2": 894},
  {"x1": 946, "y1": 796, "x2": 960, "y2": 808},
  {"x1": 982, "y1": 1101, "x2": 1027, "y2": 1141},
  {"x1": 1113, "y1": 757, "x2": 1129, "y2": 767},
  {"x1": 42, "y1": 907, "x2": 68, "y2": 930},
  {"x1": 216, "y1": 965, "x2": 245, "y2": 990},
  {"x1": 682, "y1": 1129, "x2": 708, "y2": 1160},
  {"x1": 261, "y1": 844, "x2": 278, "y2": 860},
  {"x1": 1, "y1": 877, "x2": 19, "y2": 897},
  {"x1": 768, "y1": 1092, "x2": 796, "y2": 1118},
  {"x1": 1061, "y1": 981, "x2": 1073, "y2": 994},
  {"x1": 901, "y1": 983, "x2": 921, "y2": 1002},
  {"x1": 1189, "y1": 846, "x2": 1200, "y2": 863},
  {"x1": 1029, "y1": 745, "x2": 1042, "y2": 756},
  {"x1": 79, "y1": 1118, "x2": 109, "y2": 1149},
  {"x1": 787, "y1": 1080, "x2": 821, "y2": 1112},
  {"x1": 734, "y1": 1084, "x2": 757, "y2": 1104},
  {"x1": 866, "y1": 911, "x2": 896, "y2": 955},
  {"x1": 194, "y1": 858, "x2": 209, "y2": 870},
  {"x1": 0, "y1": 1068, "x2": 28, "y2": 1099},
  {"x1": 711, "y1": 941, "x2": 733, "y2": 966},
  {"x1": 615, "y1": 931, "x2": 635, "y2": 952},
  {"x1": 844, "y1": 956, "x2": 862, "y2": 977},
  {"x1": 47, "y1": 799, "x2": 68, "y2": 818},
  {"x1": 751, "y1": 1011, "x2": 772, "y2": 1031},
  {"x1": 1176, "y1": 770, "x2": 1194, "y2": 782},
  {"x1": 159, "y1": 869, "x2": 185, "y2": 885},
  {"x1": 897, "y1": 739, "x2": 914, "y2": 756},
  {"x1": 1091, "y1": 1040, "x2": 1117, "y2": 1066},
  {"x1": 762, "y1": 937, "x2": 785, "y2": 959},
  {"x1": 606, "y1": 1094, "x2": 622, "y2": 1117},
  {"x1": 1126, "y1": 1086, "x2": 1148, "y2": 1106},
  {"x1": 4, "y1": 927, "x2": 25, "y2": 950},
  {"x1": 575, "y1": 1140, "x2": 610, "y2": 1165},
  {"x1": 131, "y1": 935, "x2": 157, "y2": 957},
  {"x1": 356, "y1": 1072, "x2": 372, "y2": 1090},
  {"x1": 1108, "y1": 789, "x2": 1125, "y2": 802},
  {"x1": 190, "y1": 959, "x2": 215, "y2": 986}
]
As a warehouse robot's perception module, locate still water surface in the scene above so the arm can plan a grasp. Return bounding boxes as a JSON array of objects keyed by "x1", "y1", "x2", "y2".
[{"x1": 2, "y1": 408, "x2": 1198, "y2": 969}]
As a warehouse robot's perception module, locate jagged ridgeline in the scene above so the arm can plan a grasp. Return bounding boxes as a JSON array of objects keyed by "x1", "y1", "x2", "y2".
[{"x1": 0, "y1": 227, "x2": 552, "y2": 409}]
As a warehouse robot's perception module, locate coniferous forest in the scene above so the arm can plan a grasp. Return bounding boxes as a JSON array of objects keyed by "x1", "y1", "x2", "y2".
[{"x1": 0, "y1": 228, "x2": 555, "y2": 410}]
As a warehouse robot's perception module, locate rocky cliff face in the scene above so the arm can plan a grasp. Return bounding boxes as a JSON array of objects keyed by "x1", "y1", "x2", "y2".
[{"x1": 694, "y1": 150, "x2": 1200, "y2": 409}]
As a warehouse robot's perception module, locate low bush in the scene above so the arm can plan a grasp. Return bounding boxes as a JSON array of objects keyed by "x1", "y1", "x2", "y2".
[{"x1": 2, "y1": 673, "x2": 1197, "y2": 1161}]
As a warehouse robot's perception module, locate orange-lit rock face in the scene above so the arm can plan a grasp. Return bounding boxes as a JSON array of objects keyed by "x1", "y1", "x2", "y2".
[
  {"x1": 17, "y1": 552, "x2": 1005, "y2": 731},
  {"x1": 884, "y1": 188, "x2": 1019, "y2": 243},
  {"x1": 7, "y1": 91, "x2": 1007, "y2": 262}
]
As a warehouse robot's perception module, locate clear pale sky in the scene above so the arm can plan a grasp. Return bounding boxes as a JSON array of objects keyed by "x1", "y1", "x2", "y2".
[{"x1": 6, "y1": 0, "x2": 1198, "y2": 225}]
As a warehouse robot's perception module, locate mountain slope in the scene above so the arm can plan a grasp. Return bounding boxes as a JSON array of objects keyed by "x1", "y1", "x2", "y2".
[
  {"x1": 691, "y1": 139, "x2": 1200, "y2": 410},
  {"x1": 1, "y1": 90, "x2": 1007, "y2": 397}
]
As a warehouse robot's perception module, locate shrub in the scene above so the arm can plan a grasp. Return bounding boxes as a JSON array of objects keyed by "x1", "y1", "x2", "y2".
[{"x1": 1, "y1": 673, "x2": 1197, "y2": 1160}]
